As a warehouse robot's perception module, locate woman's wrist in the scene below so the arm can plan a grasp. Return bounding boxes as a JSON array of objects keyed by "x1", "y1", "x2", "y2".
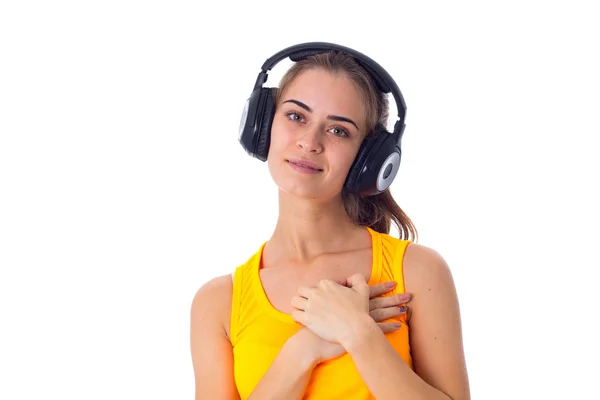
[
  {"x1": 287, "y1": 329, "x2": 320, "y2": 370},
  {"x1": 340, "y1": 314, "x2": 380, "y2": 353}
]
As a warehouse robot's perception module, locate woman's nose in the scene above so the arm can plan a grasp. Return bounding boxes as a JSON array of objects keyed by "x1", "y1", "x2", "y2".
[{"x1": 296, "y1": 127, "x2": 323, "y2": 153}]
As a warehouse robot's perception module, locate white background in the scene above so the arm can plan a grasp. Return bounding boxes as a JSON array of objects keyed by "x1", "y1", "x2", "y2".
[{"x1": 1, "y1": 0, "x2": 599, "y2": 399}]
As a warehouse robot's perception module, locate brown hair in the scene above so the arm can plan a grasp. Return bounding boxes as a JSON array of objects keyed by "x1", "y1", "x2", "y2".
[{"x1": 274, "y1": 51, "x2": 418, "y2": 241}]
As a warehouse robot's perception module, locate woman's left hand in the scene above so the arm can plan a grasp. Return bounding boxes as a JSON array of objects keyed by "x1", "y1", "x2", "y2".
[{"x1": 290, "y1": 273, "x2": 372, "y2": 345}]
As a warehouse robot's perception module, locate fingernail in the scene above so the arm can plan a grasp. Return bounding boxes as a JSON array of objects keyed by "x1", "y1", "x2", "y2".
[
  {"x1": 386, "y1": 282, "x2": 397, "y2": 288},
  {"x1": 398, "y1": 306, "x2": 407, "y2": 313},
  {"x1": 393, "y1": 323, "x2": 402, "y2": 328},
  {"x1": 399, "y1": 293, "x2": 410, "y2": 301}
]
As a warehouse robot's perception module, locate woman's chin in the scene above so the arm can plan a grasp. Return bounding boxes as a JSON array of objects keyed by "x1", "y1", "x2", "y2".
[
  {"x1": 268, "y1": 168, "x2": 344, "y2": 201},
  {"x1": 276, "y1": 183, "x2": 342, "y2": 202}
]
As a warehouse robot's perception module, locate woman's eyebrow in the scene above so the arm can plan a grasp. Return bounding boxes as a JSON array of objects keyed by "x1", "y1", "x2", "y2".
[{"x1": 282, "y1": 99, "x2": 359, "y2": 131}]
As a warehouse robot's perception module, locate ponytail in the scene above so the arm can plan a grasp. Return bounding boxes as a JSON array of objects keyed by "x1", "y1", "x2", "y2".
[{"x1": 343, "y1": 189, "x2": 417, "y2": 241}]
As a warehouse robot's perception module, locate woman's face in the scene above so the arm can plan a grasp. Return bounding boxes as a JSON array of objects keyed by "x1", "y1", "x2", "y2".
[{"x1": 267, "y1": 68, "x2": 367, "y2": 201}]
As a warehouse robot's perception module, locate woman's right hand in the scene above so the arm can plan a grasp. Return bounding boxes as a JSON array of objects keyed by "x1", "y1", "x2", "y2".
[{"x1": 297, "y1": 281, "x2": 411, "y2": 364}]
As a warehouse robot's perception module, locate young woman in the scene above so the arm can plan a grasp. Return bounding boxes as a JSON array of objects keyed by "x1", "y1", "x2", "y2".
[{"x1": 190, "y1": 42, "x2": 470, "y2": 400}]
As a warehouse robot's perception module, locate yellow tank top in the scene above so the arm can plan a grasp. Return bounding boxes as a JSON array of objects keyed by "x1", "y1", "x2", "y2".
[{"x1": 230, "y1": 227, "x2": 414, "y2": 399}]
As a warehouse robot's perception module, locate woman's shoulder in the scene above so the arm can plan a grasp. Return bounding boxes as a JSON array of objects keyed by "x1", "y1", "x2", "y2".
[
  {"x1": 375, "y1": 226, "x2": 448, "y2": 275},
  {"x1": 194, "y1": 273, "x2": 234, "y2": 298},
  {"x1": 404, "y1": 242, "x2": 449, "y2": 269},
  {"x1": 403, "y1": 242, "x2": 456, "y2": 295},
  {"x1": 191, "y1": 273, "x2": 234, "y2": 337}
]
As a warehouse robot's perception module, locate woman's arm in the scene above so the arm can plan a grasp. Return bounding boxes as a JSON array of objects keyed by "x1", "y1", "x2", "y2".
[
  {"x1": 340, "y1": 244, "x2": 471, "y2": 400},
  {"x1": 190, "y1": 275, "x2": 240, "y2": 400},
  {"x1": 190, "y1": 274, "x2": 412, "y2": 399},
  {"x1": 250, "y1": 280, "x2": 410, "y2": 399},
  {"x1": 247, "y1": 329, "x2": 318, "y2": 400},
  {"x1": 190, "y1": 275, "x2": 322, "y2": 400}
]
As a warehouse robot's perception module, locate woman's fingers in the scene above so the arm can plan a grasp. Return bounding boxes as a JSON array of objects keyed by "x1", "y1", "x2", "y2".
[
  {"x1": 368, "y1": 282, "x2": 396, "y2": 298},
  {"x1": 369, "y1": 292, "x2": 411, "y2": 311},
  {"x1": 377, "y1": 321, "x2": 404, "y2": 333},
  {"x1": 291, "y1": 295, "x2": 309, "y2": 311},
  {"x1": 370, "y1": 305, "x2": 408, "y2": 322}
]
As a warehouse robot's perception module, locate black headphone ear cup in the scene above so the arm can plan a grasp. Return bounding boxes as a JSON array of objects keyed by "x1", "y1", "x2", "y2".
[
  {"x1": 344, "y1": 134, "x2": 380, "y2": 193},
  {"x1": 254, "y1": 87, "x2": 277, "y2": 160},
  {"x1": 345, "y1": 125, "x2": 401, "y2": 196}
]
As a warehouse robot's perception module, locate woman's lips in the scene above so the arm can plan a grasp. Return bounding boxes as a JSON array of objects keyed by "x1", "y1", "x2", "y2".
[{"x1": 286, "y1": 159, "x2": 323, "y2": 174}]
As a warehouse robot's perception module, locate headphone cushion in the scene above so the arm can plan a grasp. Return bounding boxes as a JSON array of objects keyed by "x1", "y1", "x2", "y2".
[
  {"x1": 255, "y1": 87, "x2": 277, "y2": 159},
  {"x1": 344, "y1": 133, "x2": 381, "y2": 192}
]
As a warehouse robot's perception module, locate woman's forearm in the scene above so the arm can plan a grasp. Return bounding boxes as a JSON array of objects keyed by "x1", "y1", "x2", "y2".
[
  {"x1": 247, "y1": 334, "x2": 317, "y2": 400},
  {"x1": 343, "y1": 316, "x2": 451, "y2": 400}
]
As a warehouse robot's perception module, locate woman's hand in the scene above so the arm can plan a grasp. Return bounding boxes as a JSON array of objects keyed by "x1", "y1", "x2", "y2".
[
  {"x1": 291, "y1": 273, "x2": 372, "y2": 344},
  {"x1": 294, "y1": 280, "x2": 411, "y2": 364},
  {"x1": 367, "y1": 281, "x2": 411, "y2": 325}
]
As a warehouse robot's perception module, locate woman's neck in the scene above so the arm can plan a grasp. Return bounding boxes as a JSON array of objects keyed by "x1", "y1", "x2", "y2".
[{"x1": 266, "y1": 190, "x2": 366, "y2": 264}]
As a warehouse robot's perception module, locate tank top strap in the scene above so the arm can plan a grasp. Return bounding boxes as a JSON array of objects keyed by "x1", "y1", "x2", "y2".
[
  {"x1": 230, "y1": 266, "x2": 243, "y2": 347},
  {"x1": 230, "y1": 242, "x2": 266, "y2": 347},
  {"x1": 365, "y1": 226, "x2": 383, "y2": 285},
  {"x1": 392, "y1": 238, "x2": 412, "y2": 294}
]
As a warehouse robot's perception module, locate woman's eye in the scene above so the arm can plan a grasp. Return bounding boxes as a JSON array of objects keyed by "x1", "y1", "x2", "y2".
[
  {"x1": 330, "y1": 127, "x2": 350, "y2": 137},
  {"x1": 284, "y1": 111, "x2": 350, "y2": 137},
  {"x1": 286, "y1": 112, "x2": 303, "y2": 122}
]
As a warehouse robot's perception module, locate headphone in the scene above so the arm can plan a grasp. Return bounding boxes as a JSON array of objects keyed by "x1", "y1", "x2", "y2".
[{"x1": 238, "y1": 42, "x2": 407, "y2": 197}]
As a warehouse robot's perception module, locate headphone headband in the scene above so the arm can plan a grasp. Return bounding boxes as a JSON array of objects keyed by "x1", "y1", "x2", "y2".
[{"x1": 253, "y1": 42, "x2": 407, "y2": 139}]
